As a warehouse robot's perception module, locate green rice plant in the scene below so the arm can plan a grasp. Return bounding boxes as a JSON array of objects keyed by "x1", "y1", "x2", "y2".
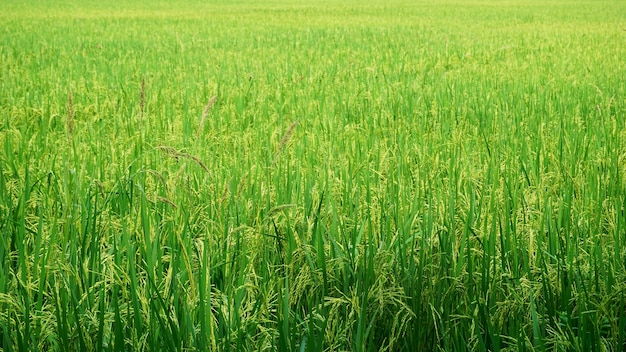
[{"x1": 1, "y1": 0, "x2": 626, "y2": 351}]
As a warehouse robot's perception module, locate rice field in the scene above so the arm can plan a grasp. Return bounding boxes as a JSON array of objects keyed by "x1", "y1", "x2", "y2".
[{"x1": 1, "y1": 0, "x2": 626, "y2": 350}]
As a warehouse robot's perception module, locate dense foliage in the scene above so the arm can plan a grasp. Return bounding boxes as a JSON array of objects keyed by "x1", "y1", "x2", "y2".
[{"x1": 1, "y1": 0, "x2": 625, "y2": 350}]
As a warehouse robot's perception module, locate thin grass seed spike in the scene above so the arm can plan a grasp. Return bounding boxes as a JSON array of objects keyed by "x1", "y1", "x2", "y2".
[
  {"x1": 66, "y1": 90, "x2": 74, "y2": 143},
  {"x1": 277, "y1": 120, "x2": 299, "y2": 155},
  {"x1": 157, "y1": 145, "x2": 210, "y2": 173},
  {"x1": 139, "y1": 76, "x2": 146, "y2": 121},
  {"x1": 197, "y1": 95, "x2": 218, "y2": 137}
]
